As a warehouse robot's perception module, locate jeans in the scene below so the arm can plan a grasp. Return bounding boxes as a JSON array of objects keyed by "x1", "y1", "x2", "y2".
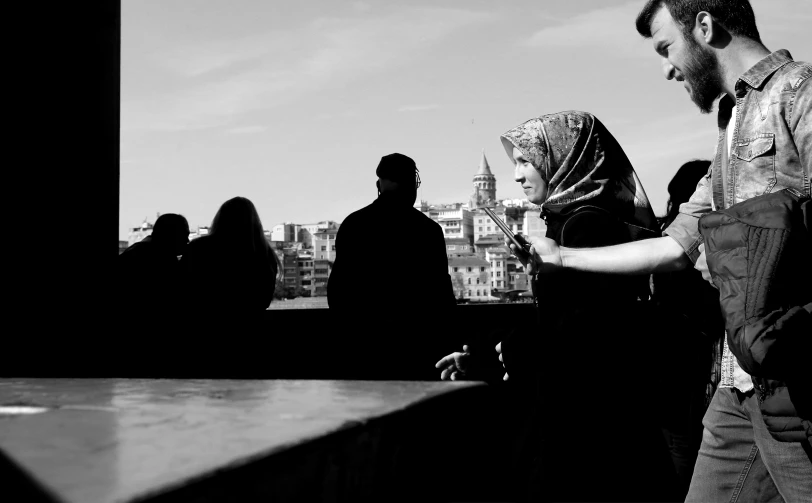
[{"x1": 687, "y1": 388, "x2": 812, "y2": 502}]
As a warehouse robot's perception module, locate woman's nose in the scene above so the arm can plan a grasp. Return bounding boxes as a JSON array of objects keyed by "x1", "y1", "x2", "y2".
[{"x1": 513, "y1": 164, "x2": 523, "y2": 182}]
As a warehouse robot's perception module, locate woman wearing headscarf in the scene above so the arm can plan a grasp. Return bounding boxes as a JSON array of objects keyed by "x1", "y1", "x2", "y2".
[{"x1": 439, "y1": 111, "x2": 676, "y2": 502}]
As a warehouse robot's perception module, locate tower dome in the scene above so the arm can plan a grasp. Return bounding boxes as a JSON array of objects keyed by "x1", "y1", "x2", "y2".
[{"x1": 470, "y1": 149, "x2": 496, "y2": 209}]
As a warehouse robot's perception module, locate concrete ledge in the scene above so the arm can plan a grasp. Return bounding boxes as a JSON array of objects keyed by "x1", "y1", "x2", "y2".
[{"x1": 0, "y1": 379, "x2": 507, "y2": 503}]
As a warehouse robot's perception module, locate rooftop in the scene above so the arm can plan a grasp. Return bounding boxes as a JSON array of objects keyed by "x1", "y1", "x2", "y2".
[
  {"x1": 476, "y1": 149, "x2": 493, "y2": 177},
  {"x1": 475, "y1": 234, "x2": 505, "y2": 244},
  {"x1": 448, "y1": 256, "x2": 490, "y2": 267},
  {"x1": 444, "y1": 238, "x2": 471, "y2": 245}
]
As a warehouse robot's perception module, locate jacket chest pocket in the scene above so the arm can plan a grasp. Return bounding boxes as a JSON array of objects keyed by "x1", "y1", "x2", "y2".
[{"x1": 732, "y1": 133, "x2": 776, "y2": 199}]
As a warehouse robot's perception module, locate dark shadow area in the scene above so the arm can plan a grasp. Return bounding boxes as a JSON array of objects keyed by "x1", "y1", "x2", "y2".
[
  {"x1": 4, "y1": 303, "x2": 682, "y2": 502},
  {"x1": 0, "y1": 450, "x2": 59, "y2": 503}
]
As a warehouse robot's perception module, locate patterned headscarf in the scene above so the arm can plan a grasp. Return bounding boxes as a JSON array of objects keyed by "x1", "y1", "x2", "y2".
[{"x1": 500, "y1": 110, "x2": 657, "y2": 232}]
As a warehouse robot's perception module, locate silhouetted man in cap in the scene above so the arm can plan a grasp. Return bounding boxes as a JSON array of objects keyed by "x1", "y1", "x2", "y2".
[{"x1": 328, "y1": 153, "x2": 456, "y2": 379}]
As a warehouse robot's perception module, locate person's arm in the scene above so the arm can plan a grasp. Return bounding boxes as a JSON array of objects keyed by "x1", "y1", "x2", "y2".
[
  {"x1": 790, "y1": 72, "x2": 811, "y2": 180},
  {"x1": 561, "y1": 236, "x2": 690, "y2": 274},
  {"x1": 512, "y1": 234, "x2": 690, "y2": 276},
  {"x1": 515, "y1": 163, "x2": 714, "y2": 276}
]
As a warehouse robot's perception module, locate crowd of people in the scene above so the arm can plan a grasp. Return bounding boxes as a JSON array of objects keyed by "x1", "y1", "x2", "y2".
[{"x1": 119, "y1": 1, "x2": 809, "y2": 501}]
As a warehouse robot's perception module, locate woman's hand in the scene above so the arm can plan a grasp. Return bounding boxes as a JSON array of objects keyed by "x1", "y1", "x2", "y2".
[
  {"x1": 435, "y1": 345, "x2": 472, "y2": 381},
  {"x1": 505, "y1": 236, "x2": 563, "y2": 275}
]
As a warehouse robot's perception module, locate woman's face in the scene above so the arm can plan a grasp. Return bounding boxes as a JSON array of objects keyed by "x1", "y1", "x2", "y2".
[{"x1": 512, "y1": 146, "x2": 547, "y2": 204}]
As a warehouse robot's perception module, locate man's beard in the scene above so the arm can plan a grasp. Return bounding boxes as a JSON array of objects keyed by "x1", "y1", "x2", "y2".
[{"x1": 682, "y1": 38, "x2": 724, "y2": 114}]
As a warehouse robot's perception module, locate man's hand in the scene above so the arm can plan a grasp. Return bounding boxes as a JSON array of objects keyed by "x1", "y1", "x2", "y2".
[
  {"x1": 695, "y1": 244, "x2": 714, "y2": 285},
  {"x1": 505, "y1": 236, "x2": 562, "y2": 275},
  {"x1": 435, "y1": 345, "x2": 471, "y2": 381},
  {"x1": 495, "y1": 341, "x2": 508, "y2": 381}
]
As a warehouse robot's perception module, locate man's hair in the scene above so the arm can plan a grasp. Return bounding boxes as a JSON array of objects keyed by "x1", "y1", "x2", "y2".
[
  {"x1": 151, "y1": 213, "x2": 189, "y2": 240},
  {"x1": 376, "y1": 153, "x2": 419, "y2": 185},
  {"x1": 635, "y1": 0, "x2": 761, "y2": 43}
]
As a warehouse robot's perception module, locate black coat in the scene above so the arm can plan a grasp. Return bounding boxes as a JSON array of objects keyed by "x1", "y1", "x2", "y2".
[
  {"x1": 500, "y1": 196, "x2": 676, "y2": 502},
  {"x1": 117, "y1": 238, "x2": 183, "y2": 315},
  {"x1": 700, "y1": 188, "x2": 811, "y2": 442},
  {"x1": 327, "y1": 195, "x2": 456, "y2": 379}
]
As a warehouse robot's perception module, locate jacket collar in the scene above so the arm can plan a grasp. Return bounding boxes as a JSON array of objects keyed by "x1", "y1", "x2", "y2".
[{"x1": 737, "y1": 49, "x2": 793, "y2": 91}]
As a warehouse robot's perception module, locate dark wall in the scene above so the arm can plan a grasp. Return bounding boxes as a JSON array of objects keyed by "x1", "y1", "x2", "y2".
[
  {"x1": 9, "y1": 2, "x2": 120, "y2": 339},
  {"x1": 6, "y1": 304, "x2": 537, "y2": 379}
]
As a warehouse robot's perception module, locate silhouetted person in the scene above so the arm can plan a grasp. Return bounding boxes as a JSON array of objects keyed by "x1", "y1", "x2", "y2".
[
  {"x1": 118, "y1": 213, "x2": 189, "y2": 317},
  {"x1": 328, "y1": 153, "x2": 455, "y2": 379},
  {"x1": 652, "y1": 160, "x2": 724, "y2": 498},
  {"x1": 182, "y1": 197, "x2": 279, "y2": 315}
]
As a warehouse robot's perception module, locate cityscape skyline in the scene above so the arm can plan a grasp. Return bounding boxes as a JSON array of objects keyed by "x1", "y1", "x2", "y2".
[{"x1": 120, "y1": 0, "x2": 809, "y2": 240}]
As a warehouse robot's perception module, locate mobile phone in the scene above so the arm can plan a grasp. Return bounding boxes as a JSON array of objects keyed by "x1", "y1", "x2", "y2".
[{"x1": 482, "y1": 207, "x2": 532, "y2": 256}]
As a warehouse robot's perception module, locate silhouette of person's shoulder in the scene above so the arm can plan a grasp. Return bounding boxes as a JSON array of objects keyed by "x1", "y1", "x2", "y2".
[
  {"x1": 120, "y1": 239, "x2": 150, "y2": 257},
  {"x1": 119, "y1": 239, "x2": 163, "y2": 268}
]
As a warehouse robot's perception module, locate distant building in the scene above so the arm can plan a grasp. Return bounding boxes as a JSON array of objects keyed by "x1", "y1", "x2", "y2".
[
  {"x1": 474, "y1": 234, "x2": 504, "y2": 257},
  {"x1": 271, "y1": 223, "x2": 299, "y2": 242},
  {"x1": 523, "y1": 211, "x2": 547, "y2": 239},
  {"x1": 314, "y1": 228, "x2": 338, "y2": 261},
  {"x1": 485, "y1": 246, "x2": 511, "y2": 292},
  {"x1": 448, "y1": 256, "x2": 492, "y2": 302},
  {"x1": 469, "y1": 150, "x2": 497, "y2": 210},
  {"x1": 189, "y1": 226, "x2": 209, "y2": 241},
  {"x1": 427, "y1": 203, "x2": 474, "y2": 243},
  {"x1": 128, "y1": 218, "x2": 154, "y2": 246},
  {"x1": 299, "y1": 221, "x2": 339, "y2": 248},
  {"x1": 313, "y1": 258, "x2": 331, "y2": 297},
  {"x1": 473, "y1": 205, "x2": 507, "y2": 244},
  {"x1": 445, "y1": 237, "x2": 474, "y2": 257},
  {"x1": 297, "y1": 250, "x2": 315, "y2": 297},
  {"x1": 282, "y1": 250, "x2": 300, "y2": 291}
]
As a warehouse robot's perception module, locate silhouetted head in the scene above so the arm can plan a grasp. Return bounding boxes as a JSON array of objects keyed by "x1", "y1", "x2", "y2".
[
  {"x1": 150, "y1": 213, "x2": 190, "y2": 256},
  {"x1": 661, "y1": 159, "x2": 711, "y2": 228},
  {"x1": 375, "y1": 153, "x2": 420, "y2": 206},
  {"x1": 210, "y1": 197, "x2": 270, "y2": 256}
]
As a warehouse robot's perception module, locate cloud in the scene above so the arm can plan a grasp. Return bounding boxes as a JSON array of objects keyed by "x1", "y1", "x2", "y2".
[
  {"x1": 520, "y1": 0, "x2": 807, "y2": 57},
  {"x1": 122, "y1": 7, "x2": 491, "y2": 132},
  {"x1": 521, "y1": 1, "x2": 652, "y2": 56},
  {"x1": 226, "y1": 125, "x2": 267, "y2": 134},
  {"x1": 351, "y1": 1, "x2": 372, "y2": 13},
  {"x1": 397, "y1": 104, "x2": 440, "y2": 113}
]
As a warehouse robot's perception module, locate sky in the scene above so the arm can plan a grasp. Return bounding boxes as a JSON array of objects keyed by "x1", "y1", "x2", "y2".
[{"x1": 120, "y1": 0, "x2": 810, "y2": 239}]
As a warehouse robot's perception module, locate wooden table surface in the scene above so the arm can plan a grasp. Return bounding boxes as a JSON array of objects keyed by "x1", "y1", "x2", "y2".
[{"x1": 0, "y1": 379, "x2": 486, "y2": 503}]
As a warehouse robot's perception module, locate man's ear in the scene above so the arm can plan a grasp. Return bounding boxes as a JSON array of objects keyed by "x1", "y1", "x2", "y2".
[{"x1": 696, "y1": 11, "x2": 715, "y2": 44}]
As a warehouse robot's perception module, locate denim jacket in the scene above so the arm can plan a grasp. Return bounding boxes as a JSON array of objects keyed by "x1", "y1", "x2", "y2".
[
  {"x1": 666, "y1": 49, "x2": 812, "y2": 262},
  {"x1": 664, "y1": 50, "x2": 811, "y2": 392}
]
